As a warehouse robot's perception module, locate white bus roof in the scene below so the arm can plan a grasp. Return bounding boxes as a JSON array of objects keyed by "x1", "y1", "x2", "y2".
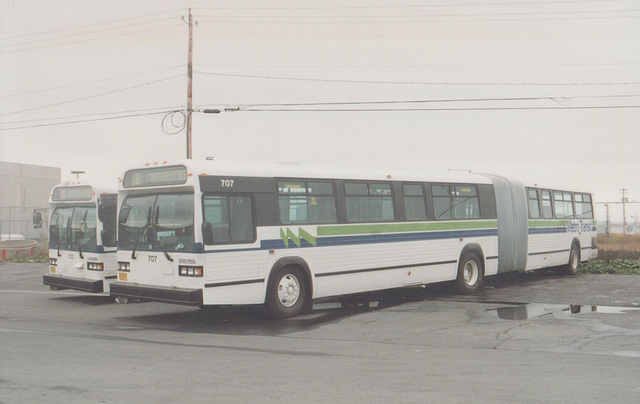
[{"x1": 119, "y1": 159, "x2": 496, "y2": 187}]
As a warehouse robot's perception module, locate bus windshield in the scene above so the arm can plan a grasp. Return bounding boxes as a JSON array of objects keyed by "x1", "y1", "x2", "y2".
[
  {"x1": 118, "y1": 193, "x2": 194, "y2": 252},
  {"x1": 49, "y1": 206, "x2": 97, "y2": 252}
]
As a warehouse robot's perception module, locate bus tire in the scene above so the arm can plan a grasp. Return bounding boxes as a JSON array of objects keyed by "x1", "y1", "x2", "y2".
[
  {"x1": 456, "y1": 251, "x2": 483, "y2": 294},
  {"x1": 266, "y1": 266, "x2": 308, "y2": 319},
  {"x1": 565, "y1": 243, "x2": 580, "y2": 276}
]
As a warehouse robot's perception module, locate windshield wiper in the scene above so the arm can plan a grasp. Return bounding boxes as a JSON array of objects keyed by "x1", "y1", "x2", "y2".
[
  {"x1": 153, "y1": 206, "x2": 173, "y2": 262},
  {"x1": 161, "y1": 246, "x2": 174, "y2": 262},
  {"x1": 131, "y1": 207, "x2": 153, "y2": 260},
  {"x1": 58, "y1": 217, "x2": 71, "y2": 257}
]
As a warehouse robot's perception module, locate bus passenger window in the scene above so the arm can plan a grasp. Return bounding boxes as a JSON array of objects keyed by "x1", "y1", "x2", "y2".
[
  {"x1": 541, "y1": 190, "x2": 553, "y2": 218},
  {"x1": 345, "y1": 182, "x2": 394, "y2": 223},
  {"x1": 278, "y1": 180, "x2": 337, "y2": 224},
  {"x1": 403, "y1": 184, "x2": 427, "y2": 221},
  {"x1": 527, "y1": 189, "x2": 541, "y2": 219},
  {"x1": 432, "y1": 184, "x2": 480, "y2": 220},
  {"x1": 575, "y1": 193, "x2": 594, "y2": 219},
  {"x1": 554, "y1": 191, "x2": 574, "y2": 219},
  {"x1": 203, "y1": 196, "x2": 255, "y2": 243}
]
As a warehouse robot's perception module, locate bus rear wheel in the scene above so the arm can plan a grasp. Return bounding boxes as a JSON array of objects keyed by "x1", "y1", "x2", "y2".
[
  {"x1": 564, "y1": 243, "x2": 580, "y2": 276},
  {"x1": 456, "y1": 252, "x2": 483, "y2": 294},
  {"x1": 266, "y1": 266, "x2": 308, "y2": 319}
]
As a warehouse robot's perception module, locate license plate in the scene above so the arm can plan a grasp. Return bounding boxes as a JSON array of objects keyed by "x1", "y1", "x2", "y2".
[
  {"x1": 118, "y1": 272, "x2": 128, "y2": 281},
  {"x1": 50, "y1": 267, "x2": 56, "y2": 273}
]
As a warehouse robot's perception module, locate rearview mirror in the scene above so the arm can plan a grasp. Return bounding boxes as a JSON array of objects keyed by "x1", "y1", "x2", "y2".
[
  {"x1": 33, "y1": 210, "x2": 42, "y2": 229},
  {"x1": 202, "y1": 222, "x2": 214, "y2": 245}
]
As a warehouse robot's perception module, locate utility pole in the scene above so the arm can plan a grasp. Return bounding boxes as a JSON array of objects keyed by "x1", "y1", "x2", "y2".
[
  {"x1": 621, "y1": 188, "x2": 628, "y2": 235},
  {"x1": 604, "y1": 203, "x2": 610, "y2": 236},
  {"x1": 185, "y1": 8, "x2": 194, "y2": 159}
]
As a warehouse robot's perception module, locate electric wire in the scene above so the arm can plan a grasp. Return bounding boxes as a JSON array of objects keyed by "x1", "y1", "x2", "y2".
[
  {"x1": 0, "y1": 65, "x2": 185, "y2": 98},
  {"x1": 193, "y1": 0, "x2": 639, "y2": 11},
  {"x1": 0, "y1": 23, "x2": 184, "y2": 54},
  {"x1": 0, "y1": 106, "x2": 184, "y2": 125},
  {"x1": 238, "y1": 105, "x2": 640, "y2": 112},
  {"x1": 0, "y1": 8, "x2": 186, "y2": 40},
  {"x1": 0, "y1": 110, "x2": 177, "y2": 132},
  {"x1": 0, "y1": 17, "x2": 180, "y2": 49},
  {"x1": 197, "y1": 9, "x2": 640, "y2": 20},
  {"x1": 233, "y1": 94, "x2": 640, "y2": 110},
  {"x1": 0, "y1": 74, "x2": 184, "y2": 117},
  {"x1": 195, "y1": 70, "x2": 640, "y2": 86}
]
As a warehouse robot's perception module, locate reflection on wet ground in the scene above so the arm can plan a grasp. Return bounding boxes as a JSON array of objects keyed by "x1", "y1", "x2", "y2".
[
  {"x1": 487, "y1": 303, "x2": 640, "y2": 320},
  {"x1": 117, "y1": 287, "x2": 432, "y2": 336}
]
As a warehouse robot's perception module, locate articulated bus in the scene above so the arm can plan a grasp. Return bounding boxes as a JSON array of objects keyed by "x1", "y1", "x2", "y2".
[
  {"x1": 43, "y1": 181, "x2": 118, "y2": 293},
  {"x1": 110, "y1": 160, "x2": 597, "y2": 318}
]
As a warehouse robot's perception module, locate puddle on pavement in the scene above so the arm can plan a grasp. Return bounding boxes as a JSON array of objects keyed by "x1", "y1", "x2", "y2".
[{"x1": 487, "y1": 303, "x2": 640, "y2": 320}]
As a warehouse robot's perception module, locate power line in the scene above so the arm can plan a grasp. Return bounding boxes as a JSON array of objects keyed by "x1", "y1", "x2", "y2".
[
  {"x1": 0, "y1": 17, "x2": 179, "y2": 49},
  {"x1": 0, "y1": 106, "x2": 183, "y2": 125},
  {"x1": 197, "y1": 9, "x2": 640, "y2": 20},
  {"x1": 0, "y1": 65, "x2": 185, "y2": 98},
  {"x1": 196, "y1": 70, "x2": 640, "y2": 86},
  {"x1": 0, "y1": 110, "x2": 177, "y2": 132},
  {"x1": 0, "y1": 74, "x2": 184, "y2": 117},
  {"x1": 233, "y1": 94, "x2": 640, "y2": 109},
  {"x1": 0, "y1": 8, "x2": 185, "y2": 40},
  {"x1": 237, "y1": 105, "x2": 640, "y2": 112},
  {"x1": 0, "y1": 23, "x2": 183, "y2": 54},
  {"x1": 193, "y1": 1, "x2": 638, "y2": 11},
  {"x1": 197, "y1": 62, "x2": 640, "y2": 68}
]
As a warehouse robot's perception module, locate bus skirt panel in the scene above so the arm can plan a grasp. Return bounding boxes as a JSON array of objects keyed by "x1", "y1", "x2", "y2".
[
  {"x1": 43, "y1": 274, "x2": 103, "y2": 293},
  {"x1": 110, "y1": 282, "x2": 203, "y2": 305}
]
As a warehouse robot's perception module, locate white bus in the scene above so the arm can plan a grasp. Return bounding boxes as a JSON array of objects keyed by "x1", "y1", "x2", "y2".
[
  {"x1": 110, "y1": 161, "x2": 597, "y2": 318},
  {"x1": 43, "y1": 181, "x2": 118, "y2": 293}
]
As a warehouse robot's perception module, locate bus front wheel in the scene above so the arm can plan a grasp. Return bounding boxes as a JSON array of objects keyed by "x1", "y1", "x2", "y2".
[
  {"x1": 266, "y1": 266, "x2": 308, "y2": 318},
  {"x1": 456, "y1": 252, "x2": 484, "y2": 294}
]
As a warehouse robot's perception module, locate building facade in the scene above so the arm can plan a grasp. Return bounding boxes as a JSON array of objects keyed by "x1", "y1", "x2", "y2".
[{"x1": 0, "y1": 161, "x2": 60, "y2": 241}]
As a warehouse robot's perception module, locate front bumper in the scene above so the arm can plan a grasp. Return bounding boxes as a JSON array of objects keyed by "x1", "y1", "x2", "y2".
[
  {"x1": 110, "y1": 282, "x2": 203, "y2": 305},
  {"x1": 43, "y1": 274, "x2": 103, "y2": 293}
]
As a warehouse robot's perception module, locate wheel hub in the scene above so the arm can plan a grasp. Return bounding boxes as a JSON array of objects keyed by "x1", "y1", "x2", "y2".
[{"x1": 277, "y1": 274, "x2": 300, "y2": 307}]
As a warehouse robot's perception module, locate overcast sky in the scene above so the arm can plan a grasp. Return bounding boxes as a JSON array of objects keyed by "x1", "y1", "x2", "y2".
[{"x1": 1, "y1": 0, "x2": 639, "y2": 222}]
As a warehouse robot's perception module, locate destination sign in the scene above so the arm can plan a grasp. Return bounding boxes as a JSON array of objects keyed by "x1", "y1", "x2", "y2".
[
  {"x1": 123, "y1": 165, "x2": 188, "y2": 188},
  {"x1": 52, "y1": 186, "x2": 93, "y2": 201}
]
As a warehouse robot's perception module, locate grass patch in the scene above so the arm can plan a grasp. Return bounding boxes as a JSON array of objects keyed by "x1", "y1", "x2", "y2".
[{"x1": 579, "y1": 234, "x2": 640, "y2": 274}]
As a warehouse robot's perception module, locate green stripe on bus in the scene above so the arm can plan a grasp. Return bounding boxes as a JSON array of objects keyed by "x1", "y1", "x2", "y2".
[{"x1": 317, "y1": 220, "x2": 498, "y2": 237}]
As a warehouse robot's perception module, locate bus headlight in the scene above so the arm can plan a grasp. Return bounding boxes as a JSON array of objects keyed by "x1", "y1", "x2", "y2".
[
  {"x1": 179, "y1": 265, "x2": 203, "y2": 277},
  {"x1": 50, "y1": 258, "x2": 57, "y2": 266},
  {"x1": 118, "y1": 261, "x2": 131, "y2": 272},
  {"x1": 87, "y1": 262, "x2": 104, "y2": 271}
]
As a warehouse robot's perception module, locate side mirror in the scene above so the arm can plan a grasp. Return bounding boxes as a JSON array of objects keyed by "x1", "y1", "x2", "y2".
[
  {"x1": 119, "y1": 205, "x2": 131, "y2": 223},
  {"x1": 33, "y1": 211, "x2": 42, "y2": 229},
  {"x1": 202, "y1": 222, "x2": 214, "y2": 245},
  {"x1": 98, "y1": 202, "x2": 106, "y2": 222}
]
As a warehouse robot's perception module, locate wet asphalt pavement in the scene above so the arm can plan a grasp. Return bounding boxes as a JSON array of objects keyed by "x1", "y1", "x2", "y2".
[{"x1": 1, "y1": 263, "x2": 639, "y2": 403}]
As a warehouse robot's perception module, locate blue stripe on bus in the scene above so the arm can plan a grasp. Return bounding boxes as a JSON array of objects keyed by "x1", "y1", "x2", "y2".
[
  {"x1": 199, "y1": 228, "x2": 498, "y2": 254},
  {"x1": 528, "y1": 227, "x2": 567, "y2": 235}
]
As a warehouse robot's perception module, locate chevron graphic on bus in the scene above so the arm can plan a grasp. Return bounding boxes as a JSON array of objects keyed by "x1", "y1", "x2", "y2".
[{"x1": 280, "y1": 227, "x2": 317, "y2": 248}]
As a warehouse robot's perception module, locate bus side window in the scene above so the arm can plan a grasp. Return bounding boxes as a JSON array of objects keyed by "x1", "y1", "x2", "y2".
[
  {"x1": 541, "y1": 190, "x2": 553, "y2": 219},
  {"x1": 527, "y1": 188, "x2": 541, "y2": 219},
  {"x1": 203, "y1": 195, "x2": 255, "y2": 244},
  {"x1": 575, "y1": 193, "x2": 594, "y2": 219},
  {"x1": 403, "y1": 184, "x2": 427, "y2": 221},
  {"x1": 432, "y1": 184, "x2": 480, "y2": 220},
  {"x1": 345, "y1": 182, "x2": 394, "y2": 223},
  {"x1": 554, "y1": 191, "x2": 574, "y2": 219}
]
